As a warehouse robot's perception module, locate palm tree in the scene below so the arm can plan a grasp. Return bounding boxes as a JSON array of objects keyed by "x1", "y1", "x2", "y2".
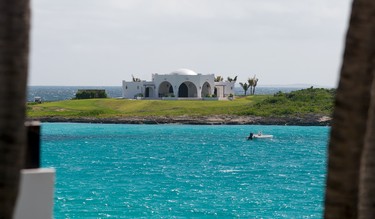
[
  {"x1": 324, "y1": 0, "x2": 375, "y2": 218},
  {"x1": 359, "y1": 78, "x2": 375, "y2": 219},
  {"x1": 0, "y1": 0, "x2": 30, "y2": 218},
  {"x1": 248, "y1": 78, "x2": 254, "y2": 95},
  {"x1": 247, "y1": 75, "x2": 258, "y2": 95},
  {"x1": 252, "y1": 75, "x2": 259, "y2": 95},
  {"x1": 214, "y1": 76, "x2": 223, "y2": 82},
  {"x1": 247, "y1": 75, "x2": 259, "y2": 95},
  {"x1": 239, "y1": 82, "x2": 250, "y2": 96},
  {"x1": 227, "y1": 76, "x2": 238, "y2": 82},
  {"x1": 131, "y1": 74, "x2": 141, "y2": 82}
]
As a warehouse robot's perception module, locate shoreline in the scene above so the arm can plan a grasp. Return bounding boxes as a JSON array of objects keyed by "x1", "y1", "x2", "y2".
[{"x1": 30, "y1": 115, "x2": 332, "y2": 126}]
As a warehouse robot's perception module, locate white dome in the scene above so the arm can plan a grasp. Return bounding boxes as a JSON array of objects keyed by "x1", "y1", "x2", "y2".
[{"x1": 170, "y1": 68, "x2": 197, "y2": 76}]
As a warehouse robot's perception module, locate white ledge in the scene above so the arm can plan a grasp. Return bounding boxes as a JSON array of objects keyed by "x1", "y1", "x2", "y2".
[{"x1": 14, "y1": 168, "x2": 55, "y2": 219}]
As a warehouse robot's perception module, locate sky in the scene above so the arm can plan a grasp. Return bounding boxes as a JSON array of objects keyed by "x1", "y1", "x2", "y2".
[{"x1": 29, "y1": 0, "x2": 352, "y2": 87}]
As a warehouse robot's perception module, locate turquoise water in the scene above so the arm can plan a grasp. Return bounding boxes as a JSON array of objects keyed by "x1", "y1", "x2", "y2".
[{"x1": 41, "y1": 123, "x2": 329, "y2": 218}]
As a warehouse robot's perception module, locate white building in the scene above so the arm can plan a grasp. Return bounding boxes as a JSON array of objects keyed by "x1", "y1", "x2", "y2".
[{"x1": 122, "y1": 69, "x2": 236, "y2": 100}]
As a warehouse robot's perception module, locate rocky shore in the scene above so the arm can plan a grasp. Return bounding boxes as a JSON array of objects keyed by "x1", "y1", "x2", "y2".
[{"x1": 31, "y1": 114, "x2": 331, "y2": 126}]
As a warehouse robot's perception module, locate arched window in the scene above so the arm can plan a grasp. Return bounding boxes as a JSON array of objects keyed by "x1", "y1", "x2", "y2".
[
  {"x1": 158, "y1": 81, "x2": 173, "y2": 97},
  {"x1": 178, "y1": 81, "x2": 197, "y2": 98},
  {"x1": 201, "y1": 82, "x2": 212, "y2": 97}
]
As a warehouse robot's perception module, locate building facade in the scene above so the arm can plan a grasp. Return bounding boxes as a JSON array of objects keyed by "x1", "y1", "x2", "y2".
[{"x1": 122, "y1": 69, "x2": 235, "y2": 100}]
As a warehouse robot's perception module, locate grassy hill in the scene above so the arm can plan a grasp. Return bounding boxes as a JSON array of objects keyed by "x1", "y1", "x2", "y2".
[
  {"x1": 27, "y1": 88, "x2": 334, "y2": 119},
  {"x1": 241, "y1": 87, "x2": 334, "y2": 116}
]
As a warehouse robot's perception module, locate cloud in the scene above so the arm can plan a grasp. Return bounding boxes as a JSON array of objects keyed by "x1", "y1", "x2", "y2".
[{"x1": 29, "y1": 0, "x2": 351, "y2": 86}]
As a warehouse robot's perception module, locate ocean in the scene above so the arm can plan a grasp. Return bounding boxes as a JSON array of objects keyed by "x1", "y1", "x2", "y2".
[
  {"x1": 27, "y1": 86, "x2": 310, "y2": 102},
  {"x1": 42, "y1": 123, "x2": 328, "y2": 218},
  {"x1": 27, "y1": 86, "x2": 124, "y2": 102}
]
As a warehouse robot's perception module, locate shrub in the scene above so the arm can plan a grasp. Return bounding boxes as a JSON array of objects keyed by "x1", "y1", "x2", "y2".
[
  {"x1": 244, "y1": 88, "x2": 334, "y2": 116},
  {"x1": 75, "y1": 89, "x2": 107, "y2": 99},
  {"x1": 77, "y1": 110, "x2": 104, "y2": 116}
]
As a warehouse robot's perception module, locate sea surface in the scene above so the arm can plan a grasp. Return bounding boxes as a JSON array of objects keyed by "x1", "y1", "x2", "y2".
[
  {"x1": 28, "y1": 86, "x2": 311, "y2": 102},
  {"x1": 41, "y1": 123, "x2": 328, "y2": 218},
  {"x1": 27, "y1": 86, "x2": 124, "y2": 102}
]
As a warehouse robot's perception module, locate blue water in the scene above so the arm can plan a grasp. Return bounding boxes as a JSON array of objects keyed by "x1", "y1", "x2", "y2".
[{"x1": 41, "y1": 123, "x2": 328, "y2": 218}]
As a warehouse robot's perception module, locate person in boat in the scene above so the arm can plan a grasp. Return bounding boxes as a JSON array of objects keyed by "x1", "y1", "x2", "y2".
[{"x1": 247, "y1": 132, "x2": 254, "y2": 140}]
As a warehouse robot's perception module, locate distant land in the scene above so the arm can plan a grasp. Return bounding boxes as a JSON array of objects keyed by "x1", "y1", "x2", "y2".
[
  {"x1": 27, "y1": 88, "x2": 334, "y2": 126},
  {"x1": 27, "y1": 85, "x2": 333, "y2": 102},
  {"x1": 259, "y1": 84, "x2": 335, "y2": 88}
]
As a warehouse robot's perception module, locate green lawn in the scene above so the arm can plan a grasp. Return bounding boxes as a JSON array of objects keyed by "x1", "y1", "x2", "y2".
[
  {"x1": 27, "y1": 88, "x2": 334, "y2": 118},
  {"x1": 27, "y1": 95, "x2": 264, "y2": 118}
]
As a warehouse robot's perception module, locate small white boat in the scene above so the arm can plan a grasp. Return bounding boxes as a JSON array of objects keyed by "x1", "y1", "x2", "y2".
[
  {"x1": 253, "y1": 134, "x2": 273, "y2": 139},
  {"x1": 247, "y1": 132, "x2": 273, "y2": 140}
]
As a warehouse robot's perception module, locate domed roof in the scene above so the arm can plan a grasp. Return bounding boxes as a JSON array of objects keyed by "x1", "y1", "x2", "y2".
[{"x1": 170, "y1": 68, "x2": 198, "y2": 76}]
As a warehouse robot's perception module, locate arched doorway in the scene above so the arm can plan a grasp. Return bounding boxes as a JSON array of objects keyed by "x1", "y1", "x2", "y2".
[
  {"x1": 158, "y1": 81, "x2": 173, "y2": 97},
  {"x1": 201, "y1": 82, "x2": 212, "y2": 97},
  {"x1": 145, "y1": 87, "x2": 154, "y2": 98},
  {"x1": 179, "y1": 83, "x2": 188, "y2": 97},
  {"x1": 178, "y1": 81, "x2": 197, "y2": 98}
]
